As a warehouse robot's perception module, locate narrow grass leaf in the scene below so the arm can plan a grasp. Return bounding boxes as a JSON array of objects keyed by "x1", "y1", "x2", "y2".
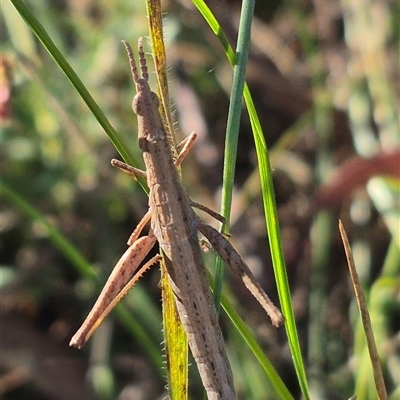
[
  {"x1": 146, "y1": 1, "x2": 188, "y2": 397},
  {"x1": 9, "y1": 0, "x2": 140, "y2": 174},
  {"x1": 192, "y1": 1, "x2": 309, "y2": 397}
]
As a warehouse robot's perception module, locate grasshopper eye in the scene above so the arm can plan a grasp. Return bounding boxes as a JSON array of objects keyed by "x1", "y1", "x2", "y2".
[
  {"x1": 151, "y1": 92, "x2": 159, "y2": 107},
  {"x1": 132, "y1": 96, "x2": 141, "y2": 115}
]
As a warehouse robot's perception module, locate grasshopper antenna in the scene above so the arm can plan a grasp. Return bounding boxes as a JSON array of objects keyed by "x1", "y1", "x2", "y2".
[
  {"x1": 122, "y1": 40, "x2": 139, "y2": 83},
  {"x1": 122, "y1": 39, "x2": 148, "y2": 85},
  {"x1": 137, "y1": 38, "x2": 148, "y2": 82}
]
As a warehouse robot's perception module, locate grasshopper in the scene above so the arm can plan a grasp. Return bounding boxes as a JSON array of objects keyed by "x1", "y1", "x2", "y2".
[{"x1": 70, "y1": 39, "x2": 284, "y2": 400}]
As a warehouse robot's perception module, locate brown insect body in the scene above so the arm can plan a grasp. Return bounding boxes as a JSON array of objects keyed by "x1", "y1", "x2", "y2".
[{"x1": 70, "y1": 39, "x2": 284, "y2": 400}]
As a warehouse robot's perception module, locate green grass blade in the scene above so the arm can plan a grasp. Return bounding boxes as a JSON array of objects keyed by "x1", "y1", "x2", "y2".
[
  {"x1": 191, "y1": 0, "x2": 235, "y2": 65},
  {"x1": 161, "y1": 263, "x2": 189, "y2": 400},
  {"x1": 192, "y1": 1, "x2": 309, "y2": 397},
  {"x1": 219, "y1": 288, "x2": 295, "y2": 400},
  {"x1": 246, "y1": 88, "x2": 309, "y2": 400},
  {"x1": 212, "y1": 0, "x2": 255, "y2": 313},
  {"x1": 9, "y1": 0, "x2": 137, "y2": 169},
  {"x1": 1, "y1": 180, "x2": 95, "y2": 279},
  {"x1": 146, "y1": 1, "x2": 189, "y2": 397}
]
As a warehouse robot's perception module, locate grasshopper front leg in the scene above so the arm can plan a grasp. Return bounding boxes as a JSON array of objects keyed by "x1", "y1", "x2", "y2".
[
  {"x1": 111, "y1": 132, "x2": 198, "y2": 180},
  {"x1": 195, "y1": 216, "x2": 284, "y2": 328}
]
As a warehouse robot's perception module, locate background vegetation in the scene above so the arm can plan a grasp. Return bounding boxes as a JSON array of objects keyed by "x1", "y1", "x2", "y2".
[{"x1": 1, "y1": 0, "x2": 399, "y2": 399}]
